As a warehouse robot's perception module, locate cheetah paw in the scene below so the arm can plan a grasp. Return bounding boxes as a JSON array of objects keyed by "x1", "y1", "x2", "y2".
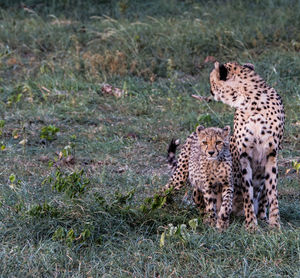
[
  {"x1": 203, "y1": 216, "x2": 216, "y2": 227},
  {"x1": 245, "y1": 222, "x2": 258, "y2": 233},
  {"x1": 216, "y1": 219, "x2": 229, "y2": 231},
  {"x1": 269, "y1": 221, "x2": 281, "y2": 230}
]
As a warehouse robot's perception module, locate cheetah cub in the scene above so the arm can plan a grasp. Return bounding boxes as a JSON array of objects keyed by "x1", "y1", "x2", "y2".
[{"x1": 162, "y1": 125, "x2": 233, "y2": 231}]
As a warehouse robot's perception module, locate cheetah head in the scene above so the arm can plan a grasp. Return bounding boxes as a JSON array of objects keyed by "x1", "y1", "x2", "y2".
[
  {"x1": 210, "y1": 61, "x2": 256, "y2": 108},
  {"x1": 196, "y1": 125, "x2": 231, "y2": 160}
]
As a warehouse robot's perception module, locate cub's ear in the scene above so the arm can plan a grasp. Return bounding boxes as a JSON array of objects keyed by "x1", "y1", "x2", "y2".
[
  {"x1": 243, "y1": 63, "x2": 255, "y2": 70},
  {"x1": 219, "y1": 64, "x2": 228, "y2": 81},
  {"x1": 196, "y1": 125, "x2": 205, "y2": 134},
  {"x1": 223, "y1": 125, "x2": 231, "y2": 137}
]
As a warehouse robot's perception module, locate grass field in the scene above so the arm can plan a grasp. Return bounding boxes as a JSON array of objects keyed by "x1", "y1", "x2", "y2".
[{"x1": 0, "y1": 0, "x2": 299, "y2": 277}]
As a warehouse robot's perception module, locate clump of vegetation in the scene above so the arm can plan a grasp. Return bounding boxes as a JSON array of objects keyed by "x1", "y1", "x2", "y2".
[
  {"x1": 43, "y1": 169, "x2": 89, "y2": 198},
  {"x1": 140, "y1": 188, "x2": 174, "y2": 213},
  {"x1": 40, "y1": 125, "x2": 60, "y2": 142},
  {"x1": 27, "y1": 201, "x2": 60, "y2": 218},
  {"x1": 52, "y1": 226, "x2": 94, "y2": 247}
]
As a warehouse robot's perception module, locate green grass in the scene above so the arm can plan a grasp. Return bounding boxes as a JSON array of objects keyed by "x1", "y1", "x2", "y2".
[{"x1": 0, "y1": 0, "x2": 300, "y2": 277}]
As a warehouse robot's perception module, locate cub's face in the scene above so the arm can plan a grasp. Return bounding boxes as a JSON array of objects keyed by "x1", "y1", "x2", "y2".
[{"x1": 196, "y1": 125, "x2": 230, "y2": 160}]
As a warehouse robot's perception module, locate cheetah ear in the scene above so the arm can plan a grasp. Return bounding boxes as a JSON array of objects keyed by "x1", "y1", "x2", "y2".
[
  {"x1": 196, "y1": 125, "x2": 205, "y2": 135},
  {"x1": 219, "y1": 64, "x2": 228, "y2": 81},
  {"x1": 243, "y1": 63, "x2": 255, "y2": 70},
  {"x1": 214, "y1": 61, "x2": 219, "y2": 69},
  {"x1": 223, "y1": 125, "x2": 231, "y2": 137}
]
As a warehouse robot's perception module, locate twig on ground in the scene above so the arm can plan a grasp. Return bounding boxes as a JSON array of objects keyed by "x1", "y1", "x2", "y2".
[{"x1": 191, "y1": 94, "x2": 213, "y2": 102}]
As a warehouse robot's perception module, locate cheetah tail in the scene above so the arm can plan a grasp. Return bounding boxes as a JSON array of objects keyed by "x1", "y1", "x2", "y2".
[{"x1": 167, "y1": 138, "x2": 180, "y2": 171}]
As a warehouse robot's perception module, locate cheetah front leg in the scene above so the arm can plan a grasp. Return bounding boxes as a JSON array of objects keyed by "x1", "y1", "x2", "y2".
[
  {"x1": 264, "y1": 151, "x2": 280, "y2": 228},
  {"x1": 203, "y1": 184, "x2": 218, "y2": 227},
  {"x1": 240, "y1": 154, "x2": 258, "y2": 231},
  {"x1": 216, "y1": 177, "x2": 233, "y2": 231},
  {"x1": 257, "y1": 182, "x2": 268, "y2": 223},
  {"x1": 193, "y1": 187, "x2": 205, "y2": 216}
]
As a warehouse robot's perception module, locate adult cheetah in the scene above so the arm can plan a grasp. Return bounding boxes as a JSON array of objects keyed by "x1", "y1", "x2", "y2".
[
  {"x1": 162, "y1": 125, "x2": 233, "y2": 231},
  {"x1": 210, "y1": 61, "x2": 285, "y2": 230}
]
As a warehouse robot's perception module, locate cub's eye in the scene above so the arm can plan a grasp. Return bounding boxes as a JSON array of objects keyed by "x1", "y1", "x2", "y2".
[
  {"x1": 216, "y1": 141, "x2": 222, "y2": 145},
  {"x1": 202, "y1": 141, "x2": 208, "y2": 145}
]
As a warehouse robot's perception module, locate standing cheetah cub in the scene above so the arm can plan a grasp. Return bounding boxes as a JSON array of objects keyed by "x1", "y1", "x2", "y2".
[{"x1": 162, "y1": 125, "x2": 233, "y2": 231}]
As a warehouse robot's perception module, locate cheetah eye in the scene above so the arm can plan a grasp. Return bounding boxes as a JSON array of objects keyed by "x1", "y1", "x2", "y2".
[
  {"x1": 216, "y1": 141, "x2": 222, "y2": 145},
  {"x1": 202, "y1": 141, "x2": 208, "y2": 145}
]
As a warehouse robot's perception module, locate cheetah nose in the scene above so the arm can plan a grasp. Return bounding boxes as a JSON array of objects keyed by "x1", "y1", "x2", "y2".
[{"x1": 208, "y1": 151, "x2": 215, "y2": 156}]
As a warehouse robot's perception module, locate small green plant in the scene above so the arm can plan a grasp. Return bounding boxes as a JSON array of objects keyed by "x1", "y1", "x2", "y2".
[
  {"x1": 8, "y1": 173, "x2": 21, "y2": 190},
  {"x1": 14, "y1": 201, "x2": 25, "y2": 213},
  {"x1": 292, "y1": 161, "x2": 300, "y2": 174},
  {"x1": 9, "y1": 174, "x2": 16, "y2": 183},
  {"x1": 159, "y1": 218, "x2": 200, "y2": 247},
  {"x1": 61, "y1": 135, "x2": 76, "y2": 157},
  {"x1": 52, "y1": 226, "x2": 67, "y2": 241},
  {"x1": 160, "y1": 223, "x2": 190, "y2": 247},
  {"x1": 7, "y1": 92, "x2": 22, "y2": 106},
  {"x1": 61, "y1": 141, "x2": 76, "y2": 158},
  {"x1": 140, "y1": 188, "x2": 174, "y2": 213},
  {"x1": 52, "y1": 226, "x2": 92, "y2": 247},
  {"x1": 1, "y1": 120, "x2": 6, "y2": 150},
  {"x1": 197, "y1": 113, "x2": 214, "y2": 126},
  {"x1": 113, "y1": 189, "x2": 135, "y2": 205},
  {"x1": 27, "y1": 202, "x2": 59, "y2": 218},
  {"x1": 40, "y1": 125, "x2": 59, "y2": 142},
  {"x1": 66, "y1": 229, "x2": 76, "y2": 246},
  {"x1": 188, "y1": 218, "x2": 199, "y2": 232},
  {"x1": 6, "y1": 83, "x2": 33, "y2": 106},
  {"x1": 286, "y1": 161, "x2": 300, "y2": 175},
  {"x1": 94, "y1": 193, "x2": 107, "y2": 207},
  {"x1": 44, "y1": 169, "x2": 89, "y2": 198},
  {"x1": 0, "y1": 120, "x2": 5, "y2": 137}
]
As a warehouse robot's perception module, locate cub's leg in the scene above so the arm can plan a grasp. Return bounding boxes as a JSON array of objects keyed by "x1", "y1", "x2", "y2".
[
  {"x1": 203, "y1": 184, "x2": 218, "y2": 226},
  {"x1": 193, "y1": 187, "x2": 205, "y2": 215},
  {"x1": 216, "y1": 171, "x2": 233, "y2": 231}
]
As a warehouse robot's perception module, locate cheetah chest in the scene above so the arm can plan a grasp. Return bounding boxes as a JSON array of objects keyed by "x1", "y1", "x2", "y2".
[{"x1": 188, "y1": 145, "x2": 228, "y2": 192}]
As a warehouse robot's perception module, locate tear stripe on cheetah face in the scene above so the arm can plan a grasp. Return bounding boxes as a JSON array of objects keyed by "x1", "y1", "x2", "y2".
[
  {"x1": 162, "y1": 125, "x2": 233, "y2": 231},
  {"x1": 210, "y1": 61, "x2": 285, "y2": 230}
]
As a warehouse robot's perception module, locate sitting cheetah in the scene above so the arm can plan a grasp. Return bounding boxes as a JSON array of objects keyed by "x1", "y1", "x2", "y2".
[
  {"x1": 162, "y1": 125, "x2": 233, "y2": 231},
  {"x1": 210, "y1": 61, "x2": 285, "y2": 230}
]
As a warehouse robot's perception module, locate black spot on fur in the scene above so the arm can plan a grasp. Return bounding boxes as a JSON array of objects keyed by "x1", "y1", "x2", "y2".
[
  {"x1": 267, "y1": 150, "x2": 277, "y2": 160},
  {"x1": 240, "y1": 152, "x2": 248, "y2": 158},
  {"x1": 219, "y1": 64, "x2": 228, "y2": 81}
]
